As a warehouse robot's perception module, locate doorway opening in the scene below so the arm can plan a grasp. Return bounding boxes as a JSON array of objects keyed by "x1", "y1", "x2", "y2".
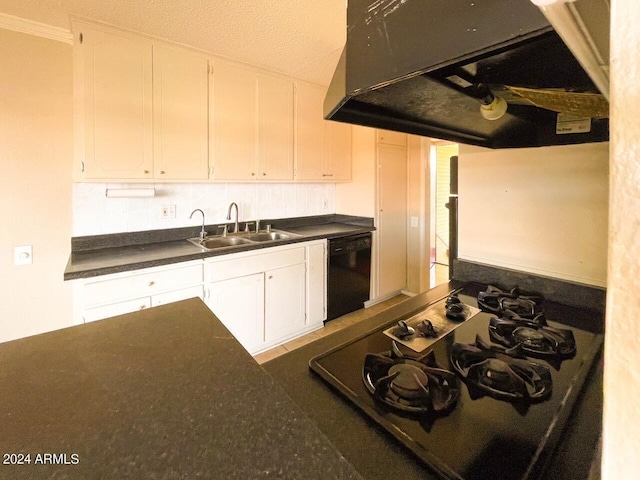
[{"x1": 430, "y1": 142, "x2": 458, "y2": 287}]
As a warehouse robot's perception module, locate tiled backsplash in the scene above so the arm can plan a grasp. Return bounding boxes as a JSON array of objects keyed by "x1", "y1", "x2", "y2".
[{"x1": 73, "y1": 182, "x2": 336, "y2": 236}]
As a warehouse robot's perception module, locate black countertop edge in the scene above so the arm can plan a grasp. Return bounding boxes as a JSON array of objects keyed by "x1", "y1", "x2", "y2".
[
  {"x1": 71, "y1": 214, "x2": 374, "y2": 252},
  {"x1": 64, "y1": 216, "x2": 375, "y2": 281},
  {"x1": 452, "y1": 258, "x2": 607, "y2": 316}
]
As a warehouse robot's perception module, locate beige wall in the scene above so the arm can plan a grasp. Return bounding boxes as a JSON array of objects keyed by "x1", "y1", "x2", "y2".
[
  {"x1": 458, "y1": 142, "x2": 609, "y2": 287},
  {"x1": 603, "y1": 0, "x2": 640, "y2": 478},
  {"x1": 0, "y1": 30, "x2": 74, "y2": 343}
]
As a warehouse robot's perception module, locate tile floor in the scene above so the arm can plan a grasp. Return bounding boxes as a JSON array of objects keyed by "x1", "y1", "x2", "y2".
[{"x1": 254, "y1": 263, "x2": 450, "y2": 365}]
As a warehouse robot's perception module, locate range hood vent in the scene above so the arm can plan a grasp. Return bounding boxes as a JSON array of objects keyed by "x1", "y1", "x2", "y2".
[{"x1": 325, "y1": 0, "x2": 609, "y2": 148}]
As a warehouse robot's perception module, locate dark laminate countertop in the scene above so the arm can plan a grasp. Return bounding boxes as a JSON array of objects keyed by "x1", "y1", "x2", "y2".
[
  {"x1": 262, "y1": 282, "x2": 604, "y2": 480},
  {"x1": 0, "y1": 298, "x2": 362, "y2": 480},
  {"x1": 64, "y1": 214, "x2": 374, "y2": 280}
]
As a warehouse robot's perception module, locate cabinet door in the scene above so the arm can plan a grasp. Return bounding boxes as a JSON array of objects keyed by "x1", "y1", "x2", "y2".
[
  {"x1": 307, "y1": 242, "x2": 327, "y2": 325},
  {"x1": 207, "y1": 274, "x2": 265, "y2": 353},
  {"x1": 325, "y1": 121, "x2": 352, "y2": 181},
  {"x1": 377, "y1": 129, "x2": 407, "y2": 146},
  {"x1": 295, "y1": 82, "x2": 326, "y2": 180},
  {"x1": 80, "y1": 28, "x2": 153, "y2": 179},
  {"x1": 153, "y1": 46, "x2": 209, "y2": 179},
  {"x1": 264, "y1": 263, "x2": 306, "y2": 343},
  {"x1": 210, "y1": 61, "x2": 256, "y2": 180},
  {"x1": 257, "y1": 74, "x2": 294, "y2": 180}
]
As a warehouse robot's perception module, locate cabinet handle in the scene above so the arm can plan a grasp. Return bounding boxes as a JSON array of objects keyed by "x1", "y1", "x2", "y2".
[
  {"x1": 251, "y1": 172, "x2": 256, "y2": 176},
  {"x1": 144, "y1": 170, "x2": 150, "y2": 174},
  {"x1": 322, "y1": 174, "x2": 333, "y2": 177},
  {"x1": 262, "y1": 173, "x2": 267, "y2": 176},
  {"x1": 159, "y1": 170, "x2": 165, "y2": 175},
  {"x1": 148, "y1": 281, "x2": 155, "y2": 286},
  {"x1": 268, "y1": 275, "x2": 273, "y2": 279},
  {"x1": 139, "y1": 305, "x2": 146, "y2": 310}
]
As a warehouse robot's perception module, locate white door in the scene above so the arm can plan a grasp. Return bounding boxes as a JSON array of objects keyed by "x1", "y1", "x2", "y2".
[
  {"x1": 207, "y1": 273, "x2": 265, "y2": 352},
  {"x1": 264, "y1": 263, "x2": 306, "y2": 343},
  {"x1": 80, "y1": 27, "x2": 153, "y2": 179},
  {"x1": 377, "y1": 143, "x2": 408, "y2": 298},
  {"x1": 153, "y1": 46, "x2": 209, "y2": 180},
  {"x1": 257, "y1": 73, "x2": 294, "y2": 180},
  {"x1": 210, "y1": 61, "x2": 256, "y2": 180},
  {"x1": 295, "y1": 82, "x2": 325, "y2": 180},
  {"x1": 325, "y1": 121, "x2": 352, "y2": 180}
]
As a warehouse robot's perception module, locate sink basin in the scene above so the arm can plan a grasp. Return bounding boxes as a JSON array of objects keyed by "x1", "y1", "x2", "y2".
[
  {"x1": 188, "y1": 229, "x2": 300, "y2": 250},
  {"x1": 243, "y1": 231, "x2": 296, "y2": 242},
  {"x1": 188, "y1": 236, "x2": 253, "y2": 250}
]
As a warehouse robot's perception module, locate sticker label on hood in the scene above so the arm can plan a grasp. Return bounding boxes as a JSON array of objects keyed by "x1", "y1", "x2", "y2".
[{"x1": 556, "y1": 114, "x2": 592, "y2": 134}]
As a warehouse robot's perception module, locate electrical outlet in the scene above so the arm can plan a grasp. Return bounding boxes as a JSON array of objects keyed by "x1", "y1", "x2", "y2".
[
  {"x1": 322, "y1": 199, "x2": 329, "y2": 210},
  {"x1": 161, "y1": 205, "x2": 176, "y2": 219},
  {"x1": 410, "y1": 216, "x2": 419, "y2": 228}
]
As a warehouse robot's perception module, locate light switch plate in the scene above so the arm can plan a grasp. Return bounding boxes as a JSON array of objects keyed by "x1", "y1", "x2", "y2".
[
  {"x1": 14, "y1": 245, "x2": 32, "y2": 265},
  {"x1": 410, "y1": 216, "x2": 419, "y2": 228}
]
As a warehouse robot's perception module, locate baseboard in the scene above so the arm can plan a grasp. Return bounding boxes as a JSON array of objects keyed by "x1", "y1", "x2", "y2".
[{"x1": 365, "y1": 290, "x2": 403, "y2": 308}]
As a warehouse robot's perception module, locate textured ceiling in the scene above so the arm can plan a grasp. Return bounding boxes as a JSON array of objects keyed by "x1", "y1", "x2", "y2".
[{"x1": 0, "y1": 0, "x2": 346, "y2": 86}]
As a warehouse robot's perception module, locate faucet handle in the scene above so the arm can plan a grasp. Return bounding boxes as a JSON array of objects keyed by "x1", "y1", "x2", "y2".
[
  {"x1": 244, "y1": 222, "x2": 254, "y2": 233},
  {"x1": 217, "y1": 225, "x2": 228, "y2": 237}
]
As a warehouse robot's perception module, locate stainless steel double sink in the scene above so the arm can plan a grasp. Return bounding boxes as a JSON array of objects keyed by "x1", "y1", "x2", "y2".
[{"x1": 188, "y1": 229, "x2": 300, "y2": 251}]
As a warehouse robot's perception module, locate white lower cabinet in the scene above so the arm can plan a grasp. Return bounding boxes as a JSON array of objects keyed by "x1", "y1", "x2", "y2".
[
  {"x1": 208, "y1": 273, "x2": 265, "y2": 353},
  {"x1": 76, "y1": 261, "x2": 205, "y2": 323},
  {"x1": 74, "y1": 240, "x2": 326, "y2": 355},
  {"x1": 264, "y1": 263, "x2": 306, "y2": 343},
  {"x1": 205, "y1": 240, "x2": 326, "y2": 354}
]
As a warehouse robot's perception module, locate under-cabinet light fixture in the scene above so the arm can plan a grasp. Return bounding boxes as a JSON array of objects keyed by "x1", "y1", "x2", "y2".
[{"x1": 105, "y1": 188, "x2": 156, "y2": 198}]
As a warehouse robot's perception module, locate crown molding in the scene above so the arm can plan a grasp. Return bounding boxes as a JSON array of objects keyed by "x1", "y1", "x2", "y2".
[{"x1": 0, "y1": 12, "x2": 73, "y2": 44}]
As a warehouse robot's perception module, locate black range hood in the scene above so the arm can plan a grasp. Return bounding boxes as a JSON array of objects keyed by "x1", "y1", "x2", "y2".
[{"x1": 325, "y1": 0, "x2": 609, "y2": 148}]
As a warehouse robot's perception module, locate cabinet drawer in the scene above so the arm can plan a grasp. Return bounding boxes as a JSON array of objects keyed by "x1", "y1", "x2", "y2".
[
  {"x1": 83, "y1": 297, "x2": 151, "y2": 323},
  {"x1": 152, "y1": 285, "x2": 203, "y2": 307},
  {"x1": 84, "y1": 263, "x2": 203, "y2": 307},
  {"x1": 207, "y1": 246, "x2": 305, "y2": 282}
]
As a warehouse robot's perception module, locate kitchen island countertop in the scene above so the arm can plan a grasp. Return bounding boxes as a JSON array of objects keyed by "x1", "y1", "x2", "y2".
[{"x1": 0, "y1": 298, "x2": 362, "y2": 480}]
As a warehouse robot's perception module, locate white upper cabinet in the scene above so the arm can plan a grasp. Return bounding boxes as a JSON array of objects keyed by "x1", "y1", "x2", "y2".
[
  {"x1": 74, "y1": 22, "x2": 349, "y2": 184},
  {"x1": 210, "y1": 60, "x2": 294, "y2": 181},
  {"x1": 295, "y1": 81, "x2": 352, "y2": 181},
  {"x1": 74, "y1": 22, "x2": 208, "y2": 181},
  {"x1": 257, "y1": 73, "x2": 294, "y2": 180},
  {"x1": 153, "y1": 45, "x2": 209, "y2": 180},
  {"x1": 295, "y1": 82, "x2": 326, "y2": 180},
  {"x1": 325, "y1": 121, "x2": 353, "y2": 181},
  {"x1": 78, "y1": 26, "x2": 153, "y2": 179}
]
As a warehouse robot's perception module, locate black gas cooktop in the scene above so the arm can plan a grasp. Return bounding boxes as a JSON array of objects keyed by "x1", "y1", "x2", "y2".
[{"x1": 309, "y1": 283, "x2": 603, "y2": 480}]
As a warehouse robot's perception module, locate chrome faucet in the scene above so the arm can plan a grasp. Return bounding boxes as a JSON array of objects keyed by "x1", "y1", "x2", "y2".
[
  {"x1": 189, "y1": 209, "x2": 207, "y2": 241},
  {"x1": 226, "y1": 202, "x2": 239, "y2": 234}
]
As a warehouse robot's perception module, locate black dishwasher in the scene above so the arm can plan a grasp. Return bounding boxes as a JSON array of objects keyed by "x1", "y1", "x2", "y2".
[{"x1": 327, "y1": 233, "x2": 372, "y2": 321}]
